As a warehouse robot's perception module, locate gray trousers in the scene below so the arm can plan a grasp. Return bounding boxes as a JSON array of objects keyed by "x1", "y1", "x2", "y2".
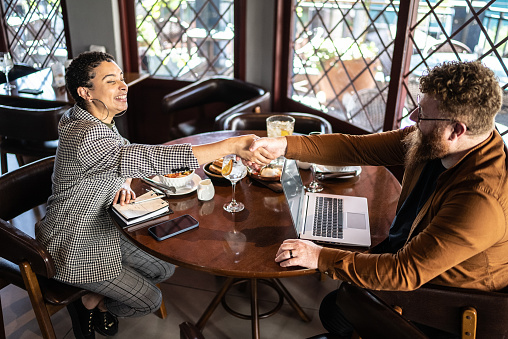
[{"x1": 68, "y1": 235, "x2": 175, "y2": 317}]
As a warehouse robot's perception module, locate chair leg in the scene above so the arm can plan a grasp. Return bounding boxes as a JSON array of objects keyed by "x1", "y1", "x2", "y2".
[
  {"x1": 0, "y1": 152, "x2": 7, "y2": 174},
  {"x1": 19, "y1": 262, "x2": 56, "y2": 339},
  {"x1": 153, "y1": 283, "x2": 167, "y2": 319},
  {"x1": 0, "y1": 294, "x2": 6, "y2": 339},
  {"x1": 15, "y1": 154, "x2": 25, "y2": 167}
]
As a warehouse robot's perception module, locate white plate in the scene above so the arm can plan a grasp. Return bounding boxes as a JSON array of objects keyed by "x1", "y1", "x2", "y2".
[
  {"x1": 314, "y1": 165, "x2": 362, "y2": 178},
  {"x1": 153, "y1": 173, "x2": 201, "y2": 196}
]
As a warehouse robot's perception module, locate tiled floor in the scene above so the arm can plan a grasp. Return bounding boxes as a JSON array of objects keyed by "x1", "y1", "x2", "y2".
[
  {"x1": 1, "y1": 154, "x2": 340, "y2": 339},
  {"x1": 1, "y1": 260, "x2": 339, "y2": 339}
]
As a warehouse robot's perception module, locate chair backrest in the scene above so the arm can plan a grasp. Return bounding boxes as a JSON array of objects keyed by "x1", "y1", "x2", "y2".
[
  {"x1": 161, "y1": 76, "x2": 271, "y2": 138},
  {"x1": 372, "y1": 284, "x2": 508, "y2": 338},
  {"x1": 0, "y1": 102, "x2": 68, "y2": 142},
  {"x1": 0, "y1": 156, "x2": 56, "y2": 278},
  {"x1": 0, "y1": 64, "x2": 39, "y2": 83},
  {"x1": 337, "y1": 282, "x2": 428, "y2": 339},
  {"x1": 162, "y1": 76, "x2": 267, "y2": 111},
  {"x1": 220, "y1": 112, "x2": 333, "y2": 134}
]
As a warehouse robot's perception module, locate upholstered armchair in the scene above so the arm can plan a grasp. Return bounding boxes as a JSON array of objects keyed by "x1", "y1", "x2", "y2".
[{"x1": 161, "y1": 76, "x2": 270, "y2": 139}]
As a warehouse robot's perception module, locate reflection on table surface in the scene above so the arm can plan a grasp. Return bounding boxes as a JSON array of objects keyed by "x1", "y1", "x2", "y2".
[
  {"x1": 0, "y1": 68, "x2": 149, "y2": 104},
  {"x1": 117, "y1": 130, "x2": 402, "y2": 279}
]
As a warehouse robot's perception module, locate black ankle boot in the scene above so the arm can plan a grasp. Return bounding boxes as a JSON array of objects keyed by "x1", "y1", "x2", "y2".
[
  {"x1": 67, "y1": 299, "x2": 95, "y2": 339},
  {"x1": 93, "y1": 309, "x2": 119, "y2": 336}
]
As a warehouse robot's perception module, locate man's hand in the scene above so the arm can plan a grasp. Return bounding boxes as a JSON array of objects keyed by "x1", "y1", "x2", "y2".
[
  {"x1": 250, "y1": 137, "x2": 288, "y2": 160},
  {"x1": 275, "y1": 239, "x2": 322, "y2": 269},
  {"x1": 113, "y1": 178, "x2": 136, "y2": 205},
  {"x1": 233, "y1": 134, "x2": 277, "y2": 166}
]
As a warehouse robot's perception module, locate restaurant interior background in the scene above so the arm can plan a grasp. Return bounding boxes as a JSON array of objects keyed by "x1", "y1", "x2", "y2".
[
  {"x1": 1, "y1": 0, "x2": 507, "y2": 147},
  {"x1": 0, "y1": 0, "x2": 507, "y2": 338}
]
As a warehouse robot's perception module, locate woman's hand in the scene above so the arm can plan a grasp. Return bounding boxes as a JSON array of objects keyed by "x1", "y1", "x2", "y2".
[
  {"x1": 233, "y1": 134, "x2": 278, "y2": 166},
  {"x1": 113, "y1": 178, "x2": 136, "y2": 205},
  {"x1": 275, "y1": 239, "x2": 322, "y2": 269},
  {"x1": 249, "y1": 137, "x2": 288, "y2": 160}
]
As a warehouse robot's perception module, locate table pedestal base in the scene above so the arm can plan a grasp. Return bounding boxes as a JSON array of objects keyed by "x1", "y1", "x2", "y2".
[{"x1": 195, "y1": 277, "x2": 310, "y2": 339}]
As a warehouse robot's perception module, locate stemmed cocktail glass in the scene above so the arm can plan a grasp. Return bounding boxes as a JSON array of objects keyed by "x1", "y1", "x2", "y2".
[
  {"x1": 0, "y1": 52, "x2": 15, "y2": 90},
  {"x1": 304, "y1": 131, "x2": 324, "y2": 192},
  {"x1": 221, "y1": 154, "x2": 247, "y2": 212}
]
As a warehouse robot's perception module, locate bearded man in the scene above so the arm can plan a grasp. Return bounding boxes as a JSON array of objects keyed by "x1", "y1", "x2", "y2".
[{"x1": 250, "y1": 61, "x2": 506, "y2": 338}]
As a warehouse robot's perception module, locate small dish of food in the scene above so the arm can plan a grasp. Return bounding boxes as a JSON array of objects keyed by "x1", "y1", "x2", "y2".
[
  {"x1": 248, "y1": 166, "x2": 282, "y2": 182},
  {"x1": 158, "y1": 169, "x2": 195, "y2": 188}
]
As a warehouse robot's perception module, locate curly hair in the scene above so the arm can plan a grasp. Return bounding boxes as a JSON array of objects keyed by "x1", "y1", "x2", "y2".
[
  {"x1": 419, "y1": 60, "x2": 502, "y2": 135},
  {"x1": 65, "y1": 51, "x2": 115, "y2": 109}
]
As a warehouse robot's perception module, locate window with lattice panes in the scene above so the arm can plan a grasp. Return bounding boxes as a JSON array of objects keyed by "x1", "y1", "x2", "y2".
[
  {"x1": 290, "y1": 0, "x2": 507, "y2": 139},
  {"x1": 2, "y1": 0, "x2": 68, "y2": 68},
  {"x1": 135, "y1": 0, "x2": 235, "y2": 81},
  {"x1": 291, "y1": 0, "x2": 398, "y2": 133},
  {"x1": 399, "y1": 0, "x2": 508, "y2": 143}
]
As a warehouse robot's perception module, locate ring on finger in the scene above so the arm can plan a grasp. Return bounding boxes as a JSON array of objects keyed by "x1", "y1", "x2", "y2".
[{"x1": 289, "y1": 249, "x2": 294, "y2": 259}]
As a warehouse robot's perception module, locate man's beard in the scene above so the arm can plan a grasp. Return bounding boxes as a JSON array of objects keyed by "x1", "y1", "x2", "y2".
[{"x1": 403, "y1": 126, "x2": 449, "y2": 169}]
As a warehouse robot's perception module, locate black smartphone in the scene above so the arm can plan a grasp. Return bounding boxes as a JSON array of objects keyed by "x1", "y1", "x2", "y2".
[
  {"x1": 148, "y1": 214, "x2": 199, "y2": 241},
  {"x1": 18, "y1": 88, "x2": 43, "y2": 95}
]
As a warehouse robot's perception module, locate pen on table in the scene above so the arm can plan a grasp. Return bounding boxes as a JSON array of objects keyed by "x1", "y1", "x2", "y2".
[{"x1": 130, "y1": 196, "x2": 164, "y2": 204}]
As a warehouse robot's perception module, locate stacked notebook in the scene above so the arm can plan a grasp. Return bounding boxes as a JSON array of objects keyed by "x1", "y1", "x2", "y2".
[{"x1": 111, "y1": 190, "x2": 172, "y2": 227}]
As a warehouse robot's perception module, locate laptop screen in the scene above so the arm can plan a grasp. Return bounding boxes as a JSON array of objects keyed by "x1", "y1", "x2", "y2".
[{"x1": 281, "y1": 159, "x2": 305, "y2": 234}]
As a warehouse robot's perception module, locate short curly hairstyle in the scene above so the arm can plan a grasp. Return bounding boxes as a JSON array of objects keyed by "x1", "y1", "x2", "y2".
[
  {"x1": 65, "y1": 51, "x2": 115, "y2": 109},
  {"x1": 419, "y1": 60, "x2": 502, "y2": 135}
]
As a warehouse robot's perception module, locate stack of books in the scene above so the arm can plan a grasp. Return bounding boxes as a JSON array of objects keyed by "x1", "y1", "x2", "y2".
[{"x1": 111, "y1": 190, "x2": 172, "y2": 228}]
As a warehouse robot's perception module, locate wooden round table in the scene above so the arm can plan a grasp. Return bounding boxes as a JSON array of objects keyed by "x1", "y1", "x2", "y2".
[{"x1": 117, "y1": 130, "x2": 402, "y2": 338}]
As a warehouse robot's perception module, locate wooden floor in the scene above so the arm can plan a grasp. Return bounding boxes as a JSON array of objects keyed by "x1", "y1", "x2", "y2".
[{"x1": 1, "y1": 154, "x2": 338, "y2": 339}]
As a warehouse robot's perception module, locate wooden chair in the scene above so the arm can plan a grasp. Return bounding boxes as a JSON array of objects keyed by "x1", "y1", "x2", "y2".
[
  {"x1": 161, "y1": 76, "x2": 271, "y2": 139},
  {"x1": 372, "y1": 284, "x2": 508, "y2": 338},
  {"x1": 0, "y1": 156, "x2": 169, "y2": 337},
  {"x1": 0, "y1": 156, "x2": 87, "y2": 338},
  {"x1": 220, "y1": 112, "x2": 333, "y2": 134},
  {"x1": 0, "y1": 99, "x2": 69, "y2": 174},
  {"x1": 307, "y1": 282, "x2": 428, "y2": 339}
]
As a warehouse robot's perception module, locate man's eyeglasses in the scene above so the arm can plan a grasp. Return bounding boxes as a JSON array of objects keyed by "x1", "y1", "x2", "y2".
[{"x1": 414, "y1": 94, "x2": 453, "y2": 123}]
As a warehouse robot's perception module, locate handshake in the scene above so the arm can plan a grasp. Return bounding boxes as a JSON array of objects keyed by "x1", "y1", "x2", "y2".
[{"x1": 226, "y1": 134, "x2": 289, "y2": 170}]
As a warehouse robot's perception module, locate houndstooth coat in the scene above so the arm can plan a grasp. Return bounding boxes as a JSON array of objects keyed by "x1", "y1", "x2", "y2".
[{"x1": 36, "y1": 105, "x2": 199, "y2": 284}]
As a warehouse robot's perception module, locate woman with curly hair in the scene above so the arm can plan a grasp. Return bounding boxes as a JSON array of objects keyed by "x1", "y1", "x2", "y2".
[
  {"x1": 250, "y1": 61, "x2": 506, "y2": 338},
  {"x1": 36, "y1": 51, "x2": 271, "y2": 339}
]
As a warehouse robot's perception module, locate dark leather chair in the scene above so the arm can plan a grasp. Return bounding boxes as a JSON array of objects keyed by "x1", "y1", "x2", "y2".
[
  {"x1": 308, "y1": 282, "x2": 428, "y2": 339},
  {"x1": 0, "y1": 156, "x2": 87, "y2": 339},
  {"x1": 372, "y1": 284, "x2": 508, "y2": 338},
  {"x1": 161, "y1": 76, "x2": 271, "y2": 139},
  {"x1": 220, "y1": 112, "x2": 333, "y2": 134},
  {"x1": 0, "y1": 99, "x2": 69, "y2": 174},
  {"x1": 0, "y1": 64, "x2": 39, "y2": 83}
]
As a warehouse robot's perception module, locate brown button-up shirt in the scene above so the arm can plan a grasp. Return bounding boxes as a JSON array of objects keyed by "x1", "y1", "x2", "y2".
[{"x1": 286, "y1": 127, "x2": 508, "y2": 291}]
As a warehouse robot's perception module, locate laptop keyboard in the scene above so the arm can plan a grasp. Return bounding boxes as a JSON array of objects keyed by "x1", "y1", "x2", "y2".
[{"x1": 313, "y1": 196, "x2": 343, "y2": 238}]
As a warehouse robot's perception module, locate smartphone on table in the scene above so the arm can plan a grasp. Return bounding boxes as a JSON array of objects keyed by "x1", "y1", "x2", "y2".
[{"x1": 148, "y1": 214, "x2": 199, "y2": 241}]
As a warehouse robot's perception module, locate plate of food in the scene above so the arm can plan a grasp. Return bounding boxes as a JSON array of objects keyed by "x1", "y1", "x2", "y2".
[
  {"x1": 247, "y1": 166, "x2": 282, "y2": 182},
  {"x1": 203, "y1": 158, "x2": 229, "y2": 183}
]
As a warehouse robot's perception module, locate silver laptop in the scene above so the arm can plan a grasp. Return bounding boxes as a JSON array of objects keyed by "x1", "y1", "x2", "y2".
[{"x1": 281, "y1": 159, "x2": 371, "y2": 247}]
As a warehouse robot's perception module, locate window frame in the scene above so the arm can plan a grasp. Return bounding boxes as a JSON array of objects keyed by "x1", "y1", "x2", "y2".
[{"x1": 118, "y1": 0, "x2": 247, "y2": 80}]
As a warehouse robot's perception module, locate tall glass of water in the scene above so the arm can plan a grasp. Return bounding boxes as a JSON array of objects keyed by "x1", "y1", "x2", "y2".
[
  {"x1": 221, "y1": 154, "x2": 248, "y2": 212},
  {"x1": 0, "y1": 52, "x2": 15, "y2": 90},
  {"x1": 266, "y1": 115, "x2": 295, "y2": 166}
]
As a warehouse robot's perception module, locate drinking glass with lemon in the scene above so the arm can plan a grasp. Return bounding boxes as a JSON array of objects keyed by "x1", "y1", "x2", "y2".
[
  {"x1": 221, "y1": 154, "x2": 248, "y2": 212},
  {"x1": 266, "y1": 115, "x2": 295, "y2": 167}
]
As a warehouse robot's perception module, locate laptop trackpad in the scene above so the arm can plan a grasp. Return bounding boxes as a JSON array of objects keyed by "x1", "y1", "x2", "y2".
[{"x1": 346, "y1": 212, "x2": 366, "y2": 229}]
